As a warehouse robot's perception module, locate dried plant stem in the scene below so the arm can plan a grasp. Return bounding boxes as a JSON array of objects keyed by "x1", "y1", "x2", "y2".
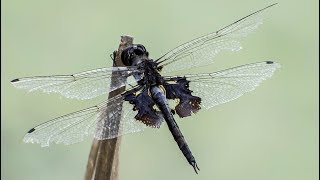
[{"x1": 84, "y1": 36, "x2": 134, "y2": 180}]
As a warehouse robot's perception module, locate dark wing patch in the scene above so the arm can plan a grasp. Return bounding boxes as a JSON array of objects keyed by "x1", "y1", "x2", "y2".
[
  {"x1": 163, "y1": 77, "x2": 201, "y2": 118},
  {"x1": 123, "y1": 88, "x2": 163, "y2": 128}
]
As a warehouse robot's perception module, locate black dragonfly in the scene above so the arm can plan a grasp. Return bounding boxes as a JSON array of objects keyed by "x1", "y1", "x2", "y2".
[{"x1": 11, "y1": 4, "x2": 280, "y2": 173}]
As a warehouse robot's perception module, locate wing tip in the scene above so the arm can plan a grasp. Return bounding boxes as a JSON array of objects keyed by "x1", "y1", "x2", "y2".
[
  {"x1": 270, "y1": 3, "x2": 279, "y2": 7},
  {"x1": 27, "y1": 128, "x2": 35, "y2": 133},
  {"x1": 262, "y1": 3, "x2": 278, "y2": 11},
  {"x1": 265, "y1": 61, "x2": 281, "y2": 68},
  {"x1": 11, "y1": 78, "x2": 20, "y2": 83}
]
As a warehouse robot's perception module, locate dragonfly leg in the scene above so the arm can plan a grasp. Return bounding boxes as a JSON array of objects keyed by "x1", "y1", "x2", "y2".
[{"x1": 110, "y1": 50, "x2": 117, "y2": 66}]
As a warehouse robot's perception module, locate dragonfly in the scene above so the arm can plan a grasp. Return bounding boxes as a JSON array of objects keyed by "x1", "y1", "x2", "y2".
[{"x1": 11, "y1": 3, "x2": 280, "y2": 173}]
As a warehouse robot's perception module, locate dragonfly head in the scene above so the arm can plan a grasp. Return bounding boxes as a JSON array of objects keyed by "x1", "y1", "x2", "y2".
[{"x1": 121, "y1": 44, "x2": 149, "y2": 66}]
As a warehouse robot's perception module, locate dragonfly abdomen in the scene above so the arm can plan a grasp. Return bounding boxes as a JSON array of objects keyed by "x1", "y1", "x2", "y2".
[{"x1": 150, "y1": 86, "x2": 200, "y2": 173}]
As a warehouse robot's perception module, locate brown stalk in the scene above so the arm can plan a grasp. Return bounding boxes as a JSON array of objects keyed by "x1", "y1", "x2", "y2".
[{"x1": 84, "y1": 36, "x2": 134, "y2": 180}]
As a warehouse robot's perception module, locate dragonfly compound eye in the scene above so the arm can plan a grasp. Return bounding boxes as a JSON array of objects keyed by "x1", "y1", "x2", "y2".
[{"x1": 121, "y1": 44, "x2": 148, "y2": 66}]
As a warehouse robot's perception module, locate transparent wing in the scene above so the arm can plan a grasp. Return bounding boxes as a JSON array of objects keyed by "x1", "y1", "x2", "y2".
[
  {"x1": 156, "y1": 4, "x2": 277, "y2": 74},
  {"x1": 11, "y1": 67, "x2": 140, "y2": 100},
  {"x1": 183, "y1": 61, "x2": 280, "y2": 109},
  {"x1": 23, "y1": 94, "x2": 146, "y2": 147},
  {"x1": 94, "y1": 94, "x2": 147, "y2": 140}
]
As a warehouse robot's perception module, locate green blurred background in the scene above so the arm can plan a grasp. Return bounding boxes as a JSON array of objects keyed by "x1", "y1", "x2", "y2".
[{"x1": 2, "y1": 0, "x2": 318, "y2": 179}]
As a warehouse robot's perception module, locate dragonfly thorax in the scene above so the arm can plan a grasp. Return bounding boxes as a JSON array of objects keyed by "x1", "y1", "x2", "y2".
[{"x1": 138, "y1": 59, "x2": 164, "y2": 86}]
